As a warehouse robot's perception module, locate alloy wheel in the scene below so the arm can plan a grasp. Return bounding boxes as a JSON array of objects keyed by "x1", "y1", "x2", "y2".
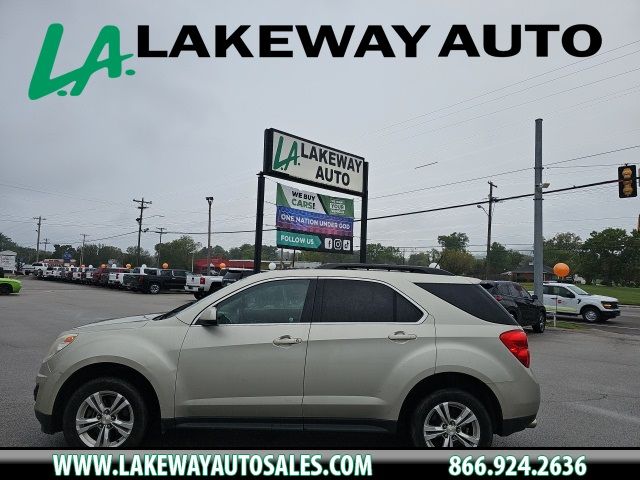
[
  {"x1": 75, "y1": 390, "x2": 134, "y2": 447},
  {"x1": 423, "y1": 401, "x2": 480, "y2": 447}
]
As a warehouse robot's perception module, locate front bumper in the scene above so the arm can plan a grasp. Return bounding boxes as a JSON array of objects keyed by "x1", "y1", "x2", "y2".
[{"x1": 601, "y1": 309, "x2": 621, "y2": 319}]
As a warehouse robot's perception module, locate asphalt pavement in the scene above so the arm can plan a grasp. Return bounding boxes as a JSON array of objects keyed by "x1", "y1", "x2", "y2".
[{"x1": 1, "y1": 277, "x2": 639, "y2": 448}]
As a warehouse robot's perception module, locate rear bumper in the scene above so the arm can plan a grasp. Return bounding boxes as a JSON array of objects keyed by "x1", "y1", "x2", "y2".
[
  {"x1": 499, "y1": 415, "x2": 537, "y2": 436},
  {"x1": 185, "y1": 286, "x2": 204, "y2": 293}
]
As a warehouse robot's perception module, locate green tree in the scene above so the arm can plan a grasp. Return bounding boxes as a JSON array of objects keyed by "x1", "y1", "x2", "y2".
[
  {"x1": 486, "y1": 242, "x2": 525, "y2": 276},
  {"x1": 407, "y1": 252, "x2": 430, "y2": 266},
  {"x1": 155, "y1": 236, "x2": 199, "y2": 270},
  {"x1": 366, "y1": 243, "x2": 404, "y2": 264},
  {"x1": 439, "y1": 249, "x2": 475, "y2": 275},
  {"x1": 544, "y1": 232, "x2": 582, "y2": 271},
  {"x1": 579, "y1": 228, "x2": 628, "y2": 285},
  {"x1": 437, "y1": 232, "x2": 469, "y2": 251}
]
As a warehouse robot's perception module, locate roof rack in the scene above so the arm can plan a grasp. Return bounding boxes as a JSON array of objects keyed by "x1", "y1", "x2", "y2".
[{"x1": 318, "y1": 263, "x2": 454, "y2": 276}]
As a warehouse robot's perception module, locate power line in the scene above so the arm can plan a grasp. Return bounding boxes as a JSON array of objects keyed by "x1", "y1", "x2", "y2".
[
  {"x1": 368, "y1": 37, "x2": 640, "y2": 134},
  {"x1": 376, "y1": 49, "x2": 640, "y2": 138}
]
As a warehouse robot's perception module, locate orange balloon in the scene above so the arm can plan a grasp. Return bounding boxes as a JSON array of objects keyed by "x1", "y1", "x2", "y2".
[
  {"x1": 125, "y1": 263, "x2": 132, "y2": 269},
  {"x1": 101, "y1": 264, "x2": 106, "y2": 268},
  {"x1": 162, "y1": 262, "x2": 169, "y2": 269},
  {"x1": 218, "y1": 263, "x2": 226, "y2": 269},
  {"x1": 553, "y1": 262, "x2": 570, "y2": 277}
]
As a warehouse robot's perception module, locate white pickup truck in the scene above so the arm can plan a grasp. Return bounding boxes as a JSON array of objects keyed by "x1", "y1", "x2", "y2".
[
  {"x1": 107, "y1": 268, "x2": 130, "y2": 288},
  {"x1": 185, "y1": 271, "x2": 224, "y2": 299},
  {"x1": 543, "y1": 282, "x2": 620, "y2": 323}
]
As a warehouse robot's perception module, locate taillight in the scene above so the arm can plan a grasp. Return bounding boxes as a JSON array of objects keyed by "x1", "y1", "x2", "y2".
[
  {"x1": 499, "y1": 330, "x2": 530, "y2": 368},
  {"x1": 200, "y1": 277, "x2": 205, "y2": 285},
  {"x1": 493, "y1": 295, "x2": 503, "y2": 301}
]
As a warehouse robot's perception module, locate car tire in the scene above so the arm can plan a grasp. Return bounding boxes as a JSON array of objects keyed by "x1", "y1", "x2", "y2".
[
  {"x1": 62, "y1": 377, "x2": 148, "y2": 448},
  {"x1": 532, "y1": 311, "x2": 546, "y2": 333},
  {"x1": 581, "y1": 306, "x2": 601, "y2": 323},
  {"x1": 0, "y1": 284, "x2": 11, "y2": 295},
  {"x1": 410, "y1": 389, "x2": 493, "y2": 448},
  {"x1": 148, "y1": 283, "x2": 161, "y2": 295},
  {"x1": 193, "y1": 292, "x2": 204, "y2": 300}
]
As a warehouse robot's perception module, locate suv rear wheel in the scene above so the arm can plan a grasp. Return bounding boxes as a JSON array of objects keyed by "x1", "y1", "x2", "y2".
[
  {"x1": 148, "y1": 283, "x2": 161, "y2": 295},
  {"x1": 410, "y1": 389, "x2": 493, "y2": 447},
  {"x1": 62, "y1": 377, "x2": 148, "y2": 448}
]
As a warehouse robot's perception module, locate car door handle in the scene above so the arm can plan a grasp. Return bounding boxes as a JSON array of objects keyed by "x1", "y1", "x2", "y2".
[
  {"x1": 273, "y1": 335, "x2": 302, "y2": 346},
  {"x1": 388, "y1": 331, "x2": 417, "y2": 342}
]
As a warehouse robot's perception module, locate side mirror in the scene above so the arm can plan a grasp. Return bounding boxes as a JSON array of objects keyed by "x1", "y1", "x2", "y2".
[
  {"x1": 198, "y1": 306, "x2": 218, "y2": 326},
  {"x1": 531, "y1": 294, "x2": 538, "y2": 300}
]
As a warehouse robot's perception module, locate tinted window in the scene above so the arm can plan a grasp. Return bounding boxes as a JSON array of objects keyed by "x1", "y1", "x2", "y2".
[
  {"x1": 173, "y1": 270, "x2": 186, "y2": 277},
  {"x1": 319, "y1": 280, "x2": 422, "y2": 323},
  {"x1": 416, "y1": 283, "x2": 517, "y2": 325},
  {"x1": 216, "y1": 279, "x2": 311, "y2": 324},
  {"x1": 513, "y1": 284, "x2": 531, "y2": 299},
  {"x1": 543, "y1": 285, "x2": 551, "y2": 295},
  {"x1": 160, "y1": 270, "x2": 172, "y2": 277}
]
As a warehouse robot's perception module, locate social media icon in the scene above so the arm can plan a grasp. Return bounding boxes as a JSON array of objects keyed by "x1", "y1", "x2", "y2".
[
  {"x1": 325, "y1": 238, "x2": 333, "y2": 249},
  {"x1": 334, "y1": 239, "x2": 342, "y2": 250}
]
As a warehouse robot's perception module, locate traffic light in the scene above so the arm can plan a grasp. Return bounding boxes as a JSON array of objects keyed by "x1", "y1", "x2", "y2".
[{"x1": 618, "y1": 165, "x2": 637, "y2": 198}]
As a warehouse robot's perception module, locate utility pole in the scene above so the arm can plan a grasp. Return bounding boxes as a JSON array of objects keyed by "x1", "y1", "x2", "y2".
[
  {"x1": 533, "y1": 119, "x2": 544, "y2": 302},
  {"x1": 42, "y1": 238, "x2": 50, "y2": 255},
  {"x1": 133, "y1": 197, "x2": 152, "y2": 267},
  {"x1": 153, "y1": 227, "x2": 165, "y2": 267},
  {"x1": 33, "y1": 216, "x2": 45, "y2": 262},
  {"x1": 206, "y1": 197, "x2": 213, "y2": 274},
  {"x1": 485, "y1": 181, "x2": 497, "y2": 280},
  {"x1": 80, "y1": 234, "x2": 88, "y2": 266}
]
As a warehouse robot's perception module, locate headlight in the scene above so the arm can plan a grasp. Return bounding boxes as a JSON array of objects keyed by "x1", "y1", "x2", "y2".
[{"x1": 45, "y1": 333, "x2": 78, "y2": 360}]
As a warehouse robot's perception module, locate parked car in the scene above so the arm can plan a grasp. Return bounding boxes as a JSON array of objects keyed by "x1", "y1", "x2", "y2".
[
  {"x1": 107, "y1": 268, "x2": 130, "y2": 288},
  {"x1": 123, "y1": 266, "x2": 159, "y2": 291},
  {"x1": 481, "y1": 280, "x2": 547, "y2": 333},
  {"x1": 35, "y1": 263, "x2": 539, "y2": 448},
  {"x1": 82, "y1": 267, "x2": 96, "y2": 284},
  {"x1": 0, "y1": 268, "x2": 22, "y2": 294},
  {"x1": 139, "y1": 268, "x2": 188, "y2": 294},
  {"x1": 91, "y1": 267, "x2": 111, "y2": 286},
  {"x1": 543, "y1": 282, "x2": 620, "y2": 323},
  {"x1": 221, "y1": 268, "x2": 256, "y2": 287},
  {"x1": 31, "y1": 262, "x2": 49, "y2": 277},
  {"x1": 185, "y1": 269, "x2": 224, "y2": 299}
]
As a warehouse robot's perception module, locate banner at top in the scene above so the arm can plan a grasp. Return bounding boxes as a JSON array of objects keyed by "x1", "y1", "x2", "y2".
[
  {"x1": 276, "y1": 183, "x2": 354, "y2": 218},
  {"x1": 264, "y1": 128, "x2": 366, "y2": 195}
]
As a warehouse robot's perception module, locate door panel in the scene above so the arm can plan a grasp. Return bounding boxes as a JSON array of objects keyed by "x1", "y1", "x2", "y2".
[
  {"x1": 175, "y1": 323, "x2": 310, "y2": 418},
  {"x1": 175, "y1": 278, "x2": 314, "y2": 419},
  {"x1": 303, "y1": 279, "x2": 435, "y2": 422}
]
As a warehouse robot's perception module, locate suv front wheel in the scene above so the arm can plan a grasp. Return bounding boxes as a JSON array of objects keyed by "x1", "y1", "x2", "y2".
[
  {"x1": 410, "y1": 389, "x2": 493, "y2": 447},
  {"x1": 62, "y1": 377, "x2": 148, "y2": 448}
]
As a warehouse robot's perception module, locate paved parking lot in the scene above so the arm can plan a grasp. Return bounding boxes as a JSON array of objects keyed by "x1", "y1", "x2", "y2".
[{"x1": 1, "y1": 277, "x2": 639, "y2": 448}]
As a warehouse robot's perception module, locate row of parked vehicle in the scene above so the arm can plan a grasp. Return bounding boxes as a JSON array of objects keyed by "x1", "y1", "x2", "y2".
[{"x1": 34, "y1": 264, "x2": 255, "y2": 296}]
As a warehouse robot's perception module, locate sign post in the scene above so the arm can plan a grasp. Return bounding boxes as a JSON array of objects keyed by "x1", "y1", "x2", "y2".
[{"x1": 254, "y1": 129, "x2": 368, "y2": 272}]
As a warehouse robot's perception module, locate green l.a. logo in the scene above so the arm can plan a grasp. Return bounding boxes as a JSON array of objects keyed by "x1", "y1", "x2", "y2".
[{"x1": 29, "y1": 23, "x2": 135, "y2": 100}]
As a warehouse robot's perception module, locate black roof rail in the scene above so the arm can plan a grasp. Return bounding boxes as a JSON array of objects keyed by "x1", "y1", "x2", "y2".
[{"x1": 318, "y1": 263, "x2": 454, "y2": 276}]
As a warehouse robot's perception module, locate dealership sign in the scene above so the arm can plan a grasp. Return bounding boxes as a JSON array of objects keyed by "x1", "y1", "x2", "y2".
[
  {"x1": 275, "y1": 183, "x2": 354, "y2": 253},
  {"x1": 264, "y1": 129, "x2": 365, "y2": 195},
  {"x1": 276, "y1": 183, "x2": 354, "y2": 217}
]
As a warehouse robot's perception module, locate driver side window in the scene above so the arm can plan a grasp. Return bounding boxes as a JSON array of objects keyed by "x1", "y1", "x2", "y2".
[{"x1": 216, "y1": 279, "x2": 311, "y2": 325}]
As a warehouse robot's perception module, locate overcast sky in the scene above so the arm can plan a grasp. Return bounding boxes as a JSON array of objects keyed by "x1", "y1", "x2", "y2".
[{"x1": 1, "y1": 0, "x2": 639, "y2": 259}]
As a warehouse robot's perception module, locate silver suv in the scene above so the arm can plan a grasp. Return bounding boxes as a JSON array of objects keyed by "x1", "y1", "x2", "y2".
[{"x1": 34, "y1": 264, "x2": 539, "y2": 448}]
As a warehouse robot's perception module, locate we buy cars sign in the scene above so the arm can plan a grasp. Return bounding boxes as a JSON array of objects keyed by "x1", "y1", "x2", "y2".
[
  {"x1": 264, "y1": 129, "x2": 365, "y2": 196},
  {"x1": 275, "y1": 183, "x2": 355, "y2": 254}
]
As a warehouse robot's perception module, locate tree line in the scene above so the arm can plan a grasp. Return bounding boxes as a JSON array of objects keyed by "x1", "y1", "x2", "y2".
[{"x1": 2, "y1": 227, "x2": 638, "y2": 285}]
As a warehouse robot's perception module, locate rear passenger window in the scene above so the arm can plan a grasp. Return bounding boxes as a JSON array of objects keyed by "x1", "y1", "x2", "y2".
[
  {"x1": 319, "y1": 280, "x2": 422, "y2": 323},
  {"x1": 416, "y1": 283, "x2": 517, "y2": 325}
]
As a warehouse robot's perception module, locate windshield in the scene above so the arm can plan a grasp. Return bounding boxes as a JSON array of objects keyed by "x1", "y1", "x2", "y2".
[
  {"x1": 566, "y1": 285, "x2": 590, "y2": 296},
  {"x1": 153, "y1": 301, "x2": 195, "y2": 320}
]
